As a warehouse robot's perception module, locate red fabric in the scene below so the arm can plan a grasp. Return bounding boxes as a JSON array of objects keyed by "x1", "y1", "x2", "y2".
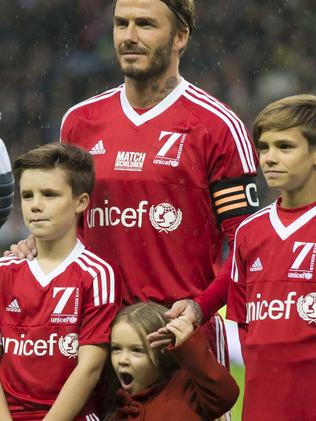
[
  {"x1": 108, "y1": 328, "x2": 239, "y2": 420},
  {"x1": 195, "y1": 214, "x2": 247, "y2": 319},
  {"x1": 0, "y1": 241, "x2": 122, "y2": 419},
  {"x1": 227, "y1": 200, "x2": 316, "y2": 420},
  {"x1": 60, "y1": 81, "x2": 258, "y2": 308}
]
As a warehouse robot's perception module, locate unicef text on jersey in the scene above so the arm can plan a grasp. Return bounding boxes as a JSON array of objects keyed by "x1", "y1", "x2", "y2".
[
  {"x1": 246, "y1": 291, "x2": 316, "y2": 324},
  {"x1": 87, "y1": 200, "x2": 183, "y2": 233}
]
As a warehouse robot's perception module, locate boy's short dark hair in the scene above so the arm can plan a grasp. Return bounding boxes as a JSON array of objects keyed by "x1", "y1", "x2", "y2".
[
  {"x1": 253, "y1": 94, "x2": 316, "y2": 148},
  {"x1": 13, "y1": 142, "x2": 95, "y2": 197}
]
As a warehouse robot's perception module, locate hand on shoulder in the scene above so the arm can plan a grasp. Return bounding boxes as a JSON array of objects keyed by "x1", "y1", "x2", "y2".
[{"x1": 3, "y1": 234, "x2": 37, "y2": 260}]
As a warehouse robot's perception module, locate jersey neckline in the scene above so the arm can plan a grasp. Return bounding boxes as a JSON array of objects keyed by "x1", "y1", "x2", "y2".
[
  {"x1": 120, "y1": 78, "x2": 190, "y2": 126},
  {"x1": 269, "y1": 200, "x2": 316, "y2": 240},
  {"x1": 27, "y1": 239, "x2": 85, "y2": 287}
]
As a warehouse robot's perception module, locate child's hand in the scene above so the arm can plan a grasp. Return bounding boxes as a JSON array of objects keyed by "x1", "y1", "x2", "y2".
[
  {"x1": 147, "y1": 326, "x2": 175, "y2": 349},
  {"x1": 166, "y1": 316, "x2": 194, "y2": 347}
]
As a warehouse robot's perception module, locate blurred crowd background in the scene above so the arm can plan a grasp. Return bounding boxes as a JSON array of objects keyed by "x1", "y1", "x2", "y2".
[{"x1": 1, "y1": 0, "x2": 316, "y2": 248}]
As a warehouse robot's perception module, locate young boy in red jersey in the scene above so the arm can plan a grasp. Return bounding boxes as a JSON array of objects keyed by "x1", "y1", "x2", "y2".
[
  {"x1": 0, "y1": 143, "x2": 122, "y2": 421},
  {"x1": 227, "y1": 95, "x2": 316, "y2": 420}
]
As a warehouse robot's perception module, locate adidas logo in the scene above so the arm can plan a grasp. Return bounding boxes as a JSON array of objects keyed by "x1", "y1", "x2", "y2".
[
  {"x1": 89, "y1": 140, "x2": 106, "y2": 155},
  {"x1": 6, "y1": 299, "x2": 21, "y2": 313},
  {"x1": 250, "y1": 257, "x2": 263, "y2": 272}
]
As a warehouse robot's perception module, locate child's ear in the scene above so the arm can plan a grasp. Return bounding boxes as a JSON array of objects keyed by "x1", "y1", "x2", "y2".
[{"x1": 76, "y1": 193, "x2": 90, "y2": 214}]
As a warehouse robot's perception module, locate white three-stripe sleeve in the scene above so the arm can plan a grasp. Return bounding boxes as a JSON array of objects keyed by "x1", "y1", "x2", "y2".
[
  {"x1": 183, "y1": 89, "x2": 256, "y2": 174},
  {"x1": 82, "y1": 250, "x2": 116, "y2": 303},
  {"x1": 215, "y1": 315, "x2": 226, "y2": 366},
  {"x1": 187, "y1": 85, "x2": 256, "y2": 172},
  {"x1": 60, "y1": 87, "x2": 122, "y2": 140},
  {"x1": 85, "y1": 414, "x2": 100, "y2": 421},
  {"x1": 75, "y1": 258, "x2": 100, "y2": 306},
  {"x1": 78, "y1": 254, "x2": 108, "y2": 305}
]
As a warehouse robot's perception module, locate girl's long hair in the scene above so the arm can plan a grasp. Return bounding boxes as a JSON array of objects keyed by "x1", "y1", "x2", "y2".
[{"x1": 102, "y1": 302, "x2": 179, "y2": 420}]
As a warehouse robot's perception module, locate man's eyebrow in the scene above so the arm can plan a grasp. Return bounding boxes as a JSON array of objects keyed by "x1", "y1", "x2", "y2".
[{"x1": 114, "y1": 15, "x2": 158, "y2": 23}]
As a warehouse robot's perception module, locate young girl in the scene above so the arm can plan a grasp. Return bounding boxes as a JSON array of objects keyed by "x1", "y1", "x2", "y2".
[{"x1": 105, "y1": 302, "x2": 239, "y2": 421}]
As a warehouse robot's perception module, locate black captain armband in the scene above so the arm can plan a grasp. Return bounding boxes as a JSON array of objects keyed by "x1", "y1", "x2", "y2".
[
  {"x1": 210, "y1": 175, "x2": 260, "y2": 223},
  {"x1": 0, "y1": 172, "x2": 14, "y2": 228}
]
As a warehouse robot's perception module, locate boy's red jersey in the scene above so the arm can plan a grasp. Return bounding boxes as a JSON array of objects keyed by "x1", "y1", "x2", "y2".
[
  {"x1": 0, "y1": 240, "x2": 121, "y2": 419},
  {"x1": 227, "y1": 200, "x2": 316, "y2": 420}
]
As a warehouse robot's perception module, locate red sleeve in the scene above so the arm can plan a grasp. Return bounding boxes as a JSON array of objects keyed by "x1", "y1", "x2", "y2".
[
  {"x1": 79, "y1": 263, "x2": 122, "y2": 345},
  {"x1": 237, "y1": 323, "x2": 248, "y2": 361},
  {"x1": 226, "y1": 227, "x2": 247, "y2": 324},
  {"x1": 195, "y1": 109, "x2": 259, "y2": 319},
  {"x1": 194, "y1": 214, "x2": 246, "y2": 320},
  {"x1": 169, "y1": 328, "x2": 239, "y2": 418}
]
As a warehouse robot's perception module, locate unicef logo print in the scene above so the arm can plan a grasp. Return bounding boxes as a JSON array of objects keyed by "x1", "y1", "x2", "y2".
[
  {"x1": 297, "y1": 293, "x2": 316, "y2": 323},
  {"x1": 149, "y1": 203, "x2": 182, "y2": 233},
  {"x1": 59, "y1": 333, "x2": 79, "y2": 358}
]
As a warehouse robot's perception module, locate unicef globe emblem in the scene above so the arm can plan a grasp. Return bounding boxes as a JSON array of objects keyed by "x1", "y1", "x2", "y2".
[
  {"x1": 297, "y1": 293, "x2": 316, "y2": 323},
  {"x1": 149, "y1": 203, "x2": 182, "y2": 233},
  {"x1": 58, "y1": 333, "x2": 79, "y2": 358}
]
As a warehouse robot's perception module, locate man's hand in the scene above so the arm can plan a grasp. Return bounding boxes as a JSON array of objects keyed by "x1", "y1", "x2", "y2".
[
  {"x1": 165, "y1": 299, "x2": 203, "y2": 326},
  {"x1": 148, "y1": 315, "x2": 195, "y2": 349},
  {"x1": 4, "y1": 234, "x2": 36, "y2": 260},
  {"x1": 147, "y1": 300, "x2": 202, "y2": 349},
  {"x1": 147, "y1": 326, "x2": 175, "y2": 349}
]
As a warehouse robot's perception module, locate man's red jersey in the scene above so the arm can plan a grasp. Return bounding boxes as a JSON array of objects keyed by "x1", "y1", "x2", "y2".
[
  {"x1": 227, "y1": 200, "x2": 316, "y2": 420},
  {"x1": 60, "y1": 79, "x2": 259, "y2": 307},
  {"x1": 0, "y1": 240, "x2": 121, "y2": 420}
]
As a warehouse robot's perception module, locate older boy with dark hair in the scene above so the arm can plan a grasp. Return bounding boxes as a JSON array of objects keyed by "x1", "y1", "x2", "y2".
[
  {"x1": 227, "y1": 94, "x2": 316, "y2": 420},
  {"x1": 0, "y1": 143, "x2": 122, "y2": 421}
]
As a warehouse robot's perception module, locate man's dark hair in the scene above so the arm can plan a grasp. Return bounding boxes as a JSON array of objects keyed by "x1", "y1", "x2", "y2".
[
  {"x1": 113, "y1": 0, "x2": 196, "y2": 35},
  {"x1": 160, "y1": 0, "x2": 196, "y2": 35}
]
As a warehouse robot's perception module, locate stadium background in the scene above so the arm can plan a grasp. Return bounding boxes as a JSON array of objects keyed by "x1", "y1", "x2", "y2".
[{"x1": 1, "y1": 1, "x2": 315, "y2": 419}]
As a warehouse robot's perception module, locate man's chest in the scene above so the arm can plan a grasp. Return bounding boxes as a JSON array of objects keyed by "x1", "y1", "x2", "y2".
[{"x1": 72, "y1": 111, "x2": 210, "y2": 188}]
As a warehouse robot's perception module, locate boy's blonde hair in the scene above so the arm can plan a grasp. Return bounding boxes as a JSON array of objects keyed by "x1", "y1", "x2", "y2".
[{"x1": 253, "y1": 94, "x2": 316, "y2": 148}]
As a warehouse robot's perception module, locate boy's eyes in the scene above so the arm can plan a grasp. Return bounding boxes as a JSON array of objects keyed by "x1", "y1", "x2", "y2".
[
  {"x1": 257, "y1": 143, "x2": 268, "y2": 151},
  {"x1": 21, "y1": 191, "x2": 59, "y2": 198},
  {"x1": 43, "y1": 190, "x2": 59, "y2": 197},
  {"x1": 278, "y1": 142, "x2": 295, "y2": 149},
  {"x1": 21, "y1": 192, "x2": 33, "y2": 199},
  {"x1": 258, "y1": 142, "x2": 295, "y2": 151}
]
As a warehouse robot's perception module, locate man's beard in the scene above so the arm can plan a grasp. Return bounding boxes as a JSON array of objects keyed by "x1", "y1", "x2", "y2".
[{"x1": 118, "y1": 36, "x2": 174, "y2": 81}]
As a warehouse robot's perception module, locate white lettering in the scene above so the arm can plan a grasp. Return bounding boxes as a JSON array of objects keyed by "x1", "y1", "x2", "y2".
[
  {"x1": 2, "y1": 333, "x2": 58, "y2": 357},
  {"x1": 121, "y1": 208, "x2": 137, "y2": 227},
  {"x1": 246, "y1": 291, "x2": 297, "y2": 322},
  {"x1": 268, "y1": 299, "x2": 284, "y2": 320},
  {"x1": 87, "y1": 200, "x2": 149, "y2": 228},
  {"x1": 245, "y1": 183, "x2": 259, "y2": 207}
]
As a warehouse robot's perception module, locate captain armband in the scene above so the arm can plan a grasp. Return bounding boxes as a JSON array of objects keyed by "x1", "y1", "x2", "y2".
[
  {"x1": 0, "y1": 172, "x2": 14, "y2": 228},
  {"x1": 210, "y1": 175, "x2": 259, "y2": 223}
]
